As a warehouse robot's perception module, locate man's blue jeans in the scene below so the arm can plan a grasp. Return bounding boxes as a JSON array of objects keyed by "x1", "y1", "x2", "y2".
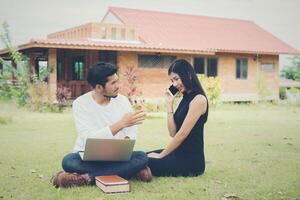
[{"x1": 62, "y1": 151, "x2": 148, "y2": 184}]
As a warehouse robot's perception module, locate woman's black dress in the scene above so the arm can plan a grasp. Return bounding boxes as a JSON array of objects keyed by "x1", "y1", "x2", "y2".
[{"x1": 148, "y1": 91, "x2": 208, "y2": 176}]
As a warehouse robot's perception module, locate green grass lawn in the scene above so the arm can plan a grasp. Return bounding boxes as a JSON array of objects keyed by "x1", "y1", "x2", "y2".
[{"x1": 0, "y1": 102, "x2": 300, "y2": 200}]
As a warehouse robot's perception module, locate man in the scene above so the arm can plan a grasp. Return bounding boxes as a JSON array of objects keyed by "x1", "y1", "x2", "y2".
[{"x1": 52, "y1": 62, "x2": 152, "y2": 188}]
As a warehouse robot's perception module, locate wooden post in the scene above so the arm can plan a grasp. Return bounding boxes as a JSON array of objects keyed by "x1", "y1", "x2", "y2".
[
  {"x1": 12, "y1": 61, "x2": 17, "y2": 85},
  {"x1": 0, "y1": 62, "x2": 3, "y2": 77},
  {"x1": 29, "y1": 52, "x2": 36, "y2": 81},
  {"x1": 48, "y1": 48, "x2": 57, "y2": 101}
]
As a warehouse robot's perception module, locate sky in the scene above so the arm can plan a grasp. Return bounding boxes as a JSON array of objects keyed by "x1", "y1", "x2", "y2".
[{"x1": 0, "y1": 0, "x2": 299, "y2": 67}]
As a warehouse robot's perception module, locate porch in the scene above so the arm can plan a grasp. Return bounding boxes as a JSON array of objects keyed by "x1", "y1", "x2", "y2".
[{"x1": 21, "y1": 48, "x2": 118, "y2": 98}]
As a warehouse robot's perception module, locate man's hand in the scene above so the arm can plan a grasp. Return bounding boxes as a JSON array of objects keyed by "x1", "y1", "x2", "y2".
[
  {"x1": 147, "y1": 152, "x2": 163, "y2": 159},
  {"x1": 110, "y1": 110, "x2": 145, "y2": 136},
  {"x1": 120, "y1": 110, "x2": 146, "y2": 128}
]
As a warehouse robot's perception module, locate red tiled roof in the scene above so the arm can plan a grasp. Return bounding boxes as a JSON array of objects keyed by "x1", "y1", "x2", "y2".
[
  {"x1": 109, "y1": 7, "x2": 299, "y2": 55},
  {"x1": 1, "y1": 7, "x2": 299, "y2": 55}
]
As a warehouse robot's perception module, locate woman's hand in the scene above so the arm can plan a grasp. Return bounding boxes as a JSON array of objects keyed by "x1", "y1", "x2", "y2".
[
  {"x1": 147, "y1": 152, "x2": 163, "y2": 159},
  {"x1": 165, "y1": 89, "x2": 175, "y2": 112}
]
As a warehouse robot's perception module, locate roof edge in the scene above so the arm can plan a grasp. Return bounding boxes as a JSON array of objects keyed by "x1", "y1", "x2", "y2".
[
  {"x1": 107, "y1": 7, "x2": 127, "y2": 24},
  {"x1": 47, "y1": 22, "x2": 100, "y2": 38},
  {"x1": 0, "y1": 40, "x2": 215, "y2": 55},
  {"x1": 1, "y1": 39, "x2": 299, "y2": 56}
]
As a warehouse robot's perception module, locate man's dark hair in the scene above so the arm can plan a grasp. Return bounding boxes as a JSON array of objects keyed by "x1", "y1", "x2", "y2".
[{"x1": 87, "y1": 62, "x2": 118, "y2": 88}]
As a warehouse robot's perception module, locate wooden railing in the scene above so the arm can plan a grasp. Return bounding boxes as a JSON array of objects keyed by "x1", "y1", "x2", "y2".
[{"x1": 67, "y1": 81, "x2": 91, "y2": 98}]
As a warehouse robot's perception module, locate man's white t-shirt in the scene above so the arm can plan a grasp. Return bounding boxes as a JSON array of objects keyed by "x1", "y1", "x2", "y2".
[{"x1": 72, "y1": 91, "x2": 137, "y2": 152}]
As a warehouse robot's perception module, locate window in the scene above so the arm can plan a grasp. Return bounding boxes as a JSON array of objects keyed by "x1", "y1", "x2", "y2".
[
  {"x1": 207, "y1": 58, "x2": 218, "y2": 77},
  {"x1": 100, "y1": 27, "x2": 107, "y2": 39},
  {"x1": 236, "y1": 58, "x2": 248, "y2": 79},
  {"x1": 129, "y1": 29, "x2": 135, "y2": 40},
  {"x1": 1, "y1": 60, "x2": 12, "y2": 78},
  {"x1": 121, "y1": 28, "x2": 126, "y2": 40},
  {"x1": 138, "y1": 55, "x2": 176, "y2": 68},
  {"x1": 37, "y1": 60, "x2": 48, "y2": 81},
  {"x1": 111, "y1": 28, "x2": 116, "y2": 40},
  {"x1": 72, "y1": 56, "x2": 85, "y2": 80},
  {"x1": 57, "y1": 60, "x2": 62, "y2": 81},
  {"x1": 99, "y1": 51, "x2": 117, "y2": 66},
  {"x1": 17, "y1": 60, "x2": 29, "y2": 79},
  {"x1": 261, "y1": 63, "x2": 275, "y2": 73},
  {"x1": 194, "y1": 57, "x2": 218, "y2": 77},
  {"x1": 194, "y1": 57, "x2": 205, "y2": 74}
]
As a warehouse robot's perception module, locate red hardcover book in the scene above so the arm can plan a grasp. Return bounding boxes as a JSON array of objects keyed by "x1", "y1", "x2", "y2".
[{"x1": 95, "y1": 175, "x2": 130, "y2": 194}]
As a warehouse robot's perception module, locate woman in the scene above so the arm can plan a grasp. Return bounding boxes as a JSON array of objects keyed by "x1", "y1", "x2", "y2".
[{"x1": 147, "y1": 59, "x2": 208, "y2": 177}]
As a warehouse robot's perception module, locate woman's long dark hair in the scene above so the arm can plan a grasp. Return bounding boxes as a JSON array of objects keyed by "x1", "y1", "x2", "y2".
[{"x1": 168, "y1": 59, "x2": 207, "y2": 98}]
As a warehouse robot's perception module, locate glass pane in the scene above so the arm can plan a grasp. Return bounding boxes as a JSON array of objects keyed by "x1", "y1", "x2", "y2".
[
  {"x1": 236, "y1": 59, "x2": 241, "y2": 78},
  {"x1": 138, "y1": 55, "x2": 176, "y2": 68},
  {"x1": 194, "y1": 57, "x2": 205, "y2": 74},
  {"x1": 16, "y1": 60, "x2": 29, "y2": 79},
  {"x1": 207, "y1": 58, "x2": 217, "y2": 77},
  {"x1": 111, "y1": 28, "x2": 116, "y2": 40},
  {"x1": 75, "y1": 62, "x2": 79, "y2": 80},
  {"x1": 99, "y1": 51, "x2": 117, "y2": 66},
  {"x1": 129, "y1": 30, "x2": 135, "y2": 40},
  {"x1": 242, "y1": 59, "x2": 248, "y2": 79},
  {"x1": 73, "y1": 56, "x2": 85, "y2": 80},
  {"x1": 242, "y1": 66, "x2": 247, "y2": 78},
  {"x1": 261, "y1": 63, "x2": 274, "y2": 72},
  {"x1": 79, "y1": 62, "x2": 84, "y2": 80},
  {"x1": 121, "y1": 28, "x2": 126, "y2": 40},
  {"x1": 2, "y1": 60, "x2": 12, "y2": 78},
  {"x1": 57, "y1": 62, "x2": 62, "y2": 81},
  {"x1": 101, "y1": 27, "x2": 106, "y2": 39},
  {"x1": 38, "y1": 61, "x2": 48, "y2": 80}
]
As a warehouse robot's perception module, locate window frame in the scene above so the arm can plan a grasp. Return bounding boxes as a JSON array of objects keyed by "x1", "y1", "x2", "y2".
[
  {"x1": 138, "y1": 54, "x2": 176, "y2": 69},
  {"x1": 1, "y1": 60, "x2": 12, "y2": 78},
  {"x1": 236, "y1": 58, "x2": 248, "y2": 80},
  {"x1": 121, "y1": 28, "x2": 126, "y2": 40},
  {"x1": 99, "y1": 51, "x2": 117, "y2": 67},
  {"x1": 72, "y1": 56, "x2": 85, "y2": 81},
  {"x1": 111, "y1": 27, "x2": 116, "y2": 40},
  {"x1": 193, "y1": 56, "x2": 218, "y2": 77},
  {"x1": 261, "y1": 63, "x2": 275, "y2": 73}
]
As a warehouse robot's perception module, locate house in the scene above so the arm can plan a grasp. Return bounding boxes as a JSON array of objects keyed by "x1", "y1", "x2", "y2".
[{"x1": 0, "y1": 7, "x2": 299, "y2": 101}]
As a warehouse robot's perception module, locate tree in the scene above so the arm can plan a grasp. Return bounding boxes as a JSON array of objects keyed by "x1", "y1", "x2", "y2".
[
  {"x1": 281, "y1": 56, "x2": 300, "y2": 81},
  {"x1": 0, "y1": 22, "x2": 62, "y2": 112},
  {"x1": 0, "y1": 22, "x2": 29, "y2": 105}
]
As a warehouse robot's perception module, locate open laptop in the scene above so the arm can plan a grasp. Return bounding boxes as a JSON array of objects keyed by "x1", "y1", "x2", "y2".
[{"x1": 79, "y1": 138, "x2": 135, "y2": 161}]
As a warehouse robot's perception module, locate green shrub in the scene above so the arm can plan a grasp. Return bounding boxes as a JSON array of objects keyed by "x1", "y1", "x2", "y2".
[
  {"x1": 197, "y1": 75, "x2": 222, "y2": 106},
  {"x1": 143, "y1": 101, "x2": 167, "y2": 112},
  {"x1": 279, "y1": 87, "x2": 287, "y2": 100},
  {"x1": 0, "y1": 75, "x2": 12, "y2": 101}
]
